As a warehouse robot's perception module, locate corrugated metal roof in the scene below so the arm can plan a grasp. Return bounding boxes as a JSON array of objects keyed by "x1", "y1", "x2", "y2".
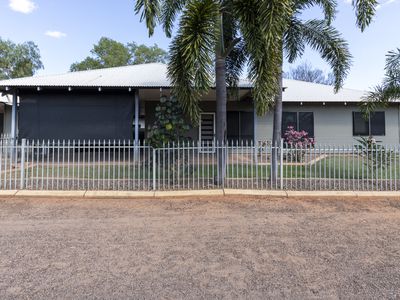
[
  {"x1": 282, "y1": 78, "x2": 366, "y2": 103},
  {"x1": 0, "y1": 62, "x2": 367, "y2": 102},
  {"x1": 0, "y1": 63, "x2": 171, "y2": 88}
]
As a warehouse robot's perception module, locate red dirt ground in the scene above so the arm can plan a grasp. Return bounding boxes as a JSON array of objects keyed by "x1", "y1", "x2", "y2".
[{"x1": 0, "y1": 196, "x2": 399, "y2": 299}]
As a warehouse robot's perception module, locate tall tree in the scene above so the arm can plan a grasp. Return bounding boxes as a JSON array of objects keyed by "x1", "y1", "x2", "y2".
[
  {"x1": 128, "y1": 42, "x2": 169, "y2": 64},
  {"x1": 0, "y1": 38, "x2": 43, "y2": 79},
  {"x1": 70, "y1": 37, "x2": 168, "y2": 71},
  {"x1": 362, "y1": 48, "x2": 400, "y2": 116},
  {"x1": 284, "y1": 61, "x2": 334, "y2": 85},
  {"x1": 270, "y1": 0, "x2": 378, "y2": 181}
]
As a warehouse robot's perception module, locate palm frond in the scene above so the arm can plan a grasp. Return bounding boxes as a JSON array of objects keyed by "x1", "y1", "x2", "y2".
[
  {"x1": 362, "y1": 48, "x2": 400, "y2": 116},
  {"x1": 234, "y1": 0, "x2": 292, "y2": 115},
  {"x1": 167, "y1": 0, "x2": 220, "y2": 123},
  {"x1": 134, "y1": 0, "x2": 161, "y2": 36},
  {"x1": 160, "y1": 0, "x2": 187, "y2": 38},
  {"x1": 298, "y1": 19, "x2": 352, "y2": 92},
  {"x1": 294, "y1": 0, "x2": 337, "y2": 24},
  {"x1": 384, "y1": 48, "x2": 400, "y2": 86},
  {"x1": 350, "y1": 0, "x2": 378, "y2": 31},
  {"x1": 284, "y1": 17, "x2": 305, "y2": 63},
  {"x1": 225, "y1": 40, "x2": 246, "y2": 100},
  {"x1": 361, "y1": 85, "x2": 400, "y2": 117}
]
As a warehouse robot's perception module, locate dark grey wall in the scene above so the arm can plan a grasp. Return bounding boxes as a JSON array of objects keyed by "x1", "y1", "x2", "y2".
[{"x1": 19, "y1": 91, "x2": 134, "y2": 140}]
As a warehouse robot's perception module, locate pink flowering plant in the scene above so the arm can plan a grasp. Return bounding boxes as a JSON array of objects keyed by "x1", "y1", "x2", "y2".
[{"x1": 283, "y1": 126, "x2": 315, "y2": 162}]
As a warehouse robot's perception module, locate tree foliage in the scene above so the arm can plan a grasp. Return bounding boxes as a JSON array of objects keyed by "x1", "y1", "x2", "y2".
[
  {"x1": 147, "y1": 96, "x2": 191, "y2": 148},
  {"x1": 70, "y1": 37, "x2": 168, "y2": 71},
  {"x1": 0, "y1": 37, "x2": 43, "y2": 79},
  {"x1": 355, "y1": 136, "x2": 392, "y2": 173},
  {"x1": 362, "y1": 48, "x2": 400, "y2": 117},
  {"x1": 127, "y1": 42, "x2": 168, "y2": 64},
  {"x1": 284, "y1": 13, "x2": 352, "y2": 93},
  {"x1": 284, "y1": 61, "x2": 334, "y2": 85}
]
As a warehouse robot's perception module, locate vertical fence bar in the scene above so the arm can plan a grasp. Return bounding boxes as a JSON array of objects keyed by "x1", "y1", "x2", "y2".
[
  {"x1": 280, "y1": 138, "x2": 284, "y2": 190},
  {"x1": 0, "y1": 141, "x2": 3, "y2": 189},
  {"x1": 393, "y1": 146, "x2": 399, "y2": 191},
  {"x1": 71, "y1": 140, "x2": 75, "y2": 190},
  {"x1": 76, "y1": 140, "x2": 80, "y2": 191},
  {"x1": 127, "y1": 140, "x2": 131, "y2": 190},
  {"x1": 153, "y1": 148, "x2": 156, "y2": 190},
  {"x1": 20, "y1": 139, "x2": 26, "y2": 189}
]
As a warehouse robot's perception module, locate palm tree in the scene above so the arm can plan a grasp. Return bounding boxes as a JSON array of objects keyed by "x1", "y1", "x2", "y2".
[
  {"x1": 135, "y1": 0, "x2": 293, "y2": 184},
  {"x1": 134, "y1": 0, "x2": 378, "y2": 184},
  {"x1": 270, "y1": 0, "x2": 379, "y2": 181},
  {"x1": 271, "y1": 2, "x2": 353, "y2": 181},
  {"x1": 362, "y1": 48, "x2": 400, "y2": 115}
]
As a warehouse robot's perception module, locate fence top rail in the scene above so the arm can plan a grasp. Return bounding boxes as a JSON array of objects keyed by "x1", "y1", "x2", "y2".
[{"x1": 1, "y1": 138, "x2": 400, "y2": 150}]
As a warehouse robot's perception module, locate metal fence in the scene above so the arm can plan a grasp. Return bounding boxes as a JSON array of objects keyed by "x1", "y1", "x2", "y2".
[{"x1": 0, "y1": 138, "x2": 399, "y2": 191}]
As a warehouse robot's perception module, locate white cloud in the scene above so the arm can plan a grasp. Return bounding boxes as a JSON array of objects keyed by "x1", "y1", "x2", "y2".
[
  {"x1": 9, "y1": 0, "x2": 37, "y2": 14},
  {"x1": 344, "y1": 0, "x2": 398, "y2": 9},
  {"x1": 45, "y1": 31, "x2": 67, "y2": 39},
  {"x1": 376, "y1": 0, "x2": 399, "y2": 9}
]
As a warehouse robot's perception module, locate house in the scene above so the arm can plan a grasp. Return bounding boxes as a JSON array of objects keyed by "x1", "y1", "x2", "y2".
[{"x1": 0, "y1": 63, "x2": 398, "y2": 145}]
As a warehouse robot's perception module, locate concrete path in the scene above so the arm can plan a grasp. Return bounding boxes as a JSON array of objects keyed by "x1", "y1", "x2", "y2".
[{"x1": 0, "y1": 189, "x2": 399, "y2": 198}]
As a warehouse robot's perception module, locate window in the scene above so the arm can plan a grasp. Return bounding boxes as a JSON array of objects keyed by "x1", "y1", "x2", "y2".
[
  {"x1": 352, "y1": 112, "x2": 369, "y2": 136},
  {"x1": 200, "y1": 113, "x2": 215, "y2": 142},
  {"x1": 352, "y1": 112, "x2": 385, "y2": 136},
  {"x1": 282, "y1": 112, "x2": 314, "y2": 137},
  {"x1": 370, "y1": 112, "x2": 385, "y2": 135},
  {"x1": 227, "y1": 111, "x2": 254, "y2": 142},
  {"x1": 282, "y1": 112, "x2": 297, "y2": 134},
  {"x1": 299, "y1": 112, "x2": 314, "y2": 137}
]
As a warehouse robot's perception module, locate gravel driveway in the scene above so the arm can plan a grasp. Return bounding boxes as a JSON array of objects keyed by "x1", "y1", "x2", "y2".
[{"x1": 0, "y1": 196, "x2": 400, "y2": 299}]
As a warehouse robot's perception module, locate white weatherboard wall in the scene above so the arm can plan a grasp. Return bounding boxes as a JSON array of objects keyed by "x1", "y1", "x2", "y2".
[{"x1": 256, "y1": 103, "x2": 400, "y2": 145}]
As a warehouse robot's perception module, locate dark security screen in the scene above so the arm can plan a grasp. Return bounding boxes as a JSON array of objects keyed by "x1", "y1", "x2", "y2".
[{"x1": 19, "y1": 91, "x2": 134, "y2": 141}]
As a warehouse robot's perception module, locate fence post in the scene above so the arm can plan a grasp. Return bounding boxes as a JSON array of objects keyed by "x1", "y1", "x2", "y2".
[
  {"x1": 280, "y1": 138, "x2": 284, "y2": 190},
  {"x1": 152, "y1": 148, "x2": 156, "y2": 190},
  {"x1": 20, "y1": 138, "x2": 26, "y2": 189}
]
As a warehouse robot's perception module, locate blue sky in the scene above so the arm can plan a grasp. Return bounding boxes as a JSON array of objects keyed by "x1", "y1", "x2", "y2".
[{"x1": 0, "y1": 0, "x2": 399, "y2": 90}]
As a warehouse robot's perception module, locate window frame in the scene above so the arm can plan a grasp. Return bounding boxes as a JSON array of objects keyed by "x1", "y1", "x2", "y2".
[
  {"x1": 282, "y1": 111, "x2": 315, "y2": 138},
  {"x1": 352, "y1": 111, "x2": 385, "y2": 136},
  {"x1": 227, "y1": 111, "x2": 254, "y2": 142}
]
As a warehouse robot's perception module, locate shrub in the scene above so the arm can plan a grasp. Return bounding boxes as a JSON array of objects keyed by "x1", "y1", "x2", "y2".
[
  {"x1": 147, "y1": 96, "x2": 192, "y2": 185},
  {"x1": 147, "y1": 96, "x2": 191, "y2": 148},
  {"x1": 283, "y1": 126, "x2": 315, "y2": 162},
  {"x1": 283, "y1": 126, "x2": 315, "y2": 148},
  {"x1": 354, "y1": 136, "x2": 392, "y2": 173}
]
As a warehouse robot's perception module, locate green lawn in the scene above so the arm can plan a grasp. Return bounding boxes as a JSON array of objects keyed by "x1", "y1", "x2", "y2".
[{"x1": 19, "y1": 155, "x2": 400, "y2": 180}]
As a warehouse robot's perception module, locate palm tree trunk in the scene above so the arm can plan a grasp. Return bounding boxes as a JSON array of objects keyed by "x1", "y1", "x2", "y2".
[
  {"x1": 215, "y1": 55, "x2": 227, "y2": 185},
  {"x1": 271, "y1": 66, "x2": 283, "y2": 183}
]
